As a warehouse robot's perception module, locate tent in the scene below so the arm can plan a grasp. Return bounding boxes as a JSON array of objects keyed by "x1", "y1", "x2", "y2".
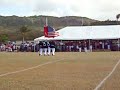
[{"x1": 34, "y1": 25, "x2": 120, "y2": 43}]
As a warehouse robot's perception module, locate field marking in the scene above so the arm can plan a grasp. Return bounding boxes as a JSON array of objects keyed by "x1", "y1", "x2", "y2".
[
  {"x1": 94, "y1": 59, "x2": 120, "y2": 90},
  {"x1": 0, "y1": 58, "x2": 65, "y2": 77}
]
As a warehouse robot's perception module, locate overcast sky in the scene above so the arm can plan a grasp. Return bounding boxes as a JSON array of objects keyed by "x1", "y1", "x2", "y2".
[{"x1": 0, "y1": 0, "x2": 120, "y2": 20}]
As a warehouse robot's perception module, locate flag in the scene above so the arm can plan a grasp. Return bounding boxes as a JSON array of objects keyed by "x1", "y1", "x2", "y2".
[
  {"x1": 48, "y1": 26, "x2": 59, "y2": 36},
  {"x1": 44, "y1": 26, "x2": 59, "y2": 37},
  {"x1": 44, "y1": 26, "x2": 48, "y2": 37}
]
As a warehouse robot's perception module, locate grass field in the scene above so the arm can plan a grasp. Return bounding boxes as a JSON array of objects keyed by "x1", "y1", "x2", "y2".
[{"x1": 0, "y1": 52, "x2": 120, "y2": 90}]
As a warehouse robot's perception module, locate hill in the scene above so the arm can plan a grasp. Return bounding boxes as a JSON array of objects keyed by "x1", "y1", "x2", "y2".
[
  {"x1": 0, "y1": 15, "x2": 97, "y2": 41},
  {"x1": 1, "y1": 15, "x2": 120, "y2": 41},
  {"x1": 0, "y1": 15, "x2": 97, "y2": 29}
]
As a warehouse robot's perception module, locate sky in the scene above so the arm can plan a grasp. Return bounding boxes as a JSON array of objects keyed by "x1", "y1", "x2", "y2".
[{"x1": 0, "y1": 0, "x2": 120, "y2": 20}]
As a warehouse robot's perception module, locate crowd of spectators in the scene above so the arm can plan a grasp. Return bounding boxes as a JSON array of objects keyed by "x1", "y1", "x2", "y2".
[
  {"x1": 0, "y1": 41, "x2": 17, "y2": 52},
  {"x1": 55, "y1": 40, "x2": 119, "y2": 52},
  {"x1": 0, "y1": 40, "x2": 119, "y2": 52},
  {"x1": 0, "y1": 41, "x2": 36, "y2": 52}
]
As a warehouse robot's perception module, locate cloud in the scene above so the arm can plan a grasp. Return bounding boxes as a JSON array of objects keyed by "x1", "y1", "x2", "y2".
[{"x1": 0, "y1": 0, "x2": 120, "y2": 20}]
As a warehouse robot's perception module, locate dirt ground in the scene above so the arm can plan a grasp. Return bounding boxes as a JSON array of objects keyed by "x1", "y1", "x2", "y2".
[{"x1": 0, "y1": 52, "x2": 120, "y2": 90}]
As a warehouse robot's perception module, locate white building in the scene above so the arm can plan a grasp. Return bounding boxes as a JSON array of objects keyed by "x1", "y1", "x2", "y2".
[
  {"x1": 34, "y1": 25, "x2": 120, "y2": 51},
  {"x1": 34, "y1": 25, "x2": 120, "y2": 42}
]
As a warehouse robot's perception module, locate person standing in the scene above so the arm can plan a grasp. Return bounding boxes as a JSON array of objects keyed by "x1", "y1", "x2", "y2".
[
  {"x1": 102, "y1": 41, "x2": 105, "y2": 50},
  {"x1": 89, "y1": 44, "x2": 93, "y2": 52},
  {"x1": 84, "y1": 41, "x2": 87, "y2": 52},
  {"x1": 50, "y1": 41, "x2": 56, "y2": 55},
  {"x1": 47, "y1": 41, "x2": 51, "y2": 55},
  {"x1": 39, "y1": 41, "x2": 43, "y2": 56},
  {"x1": 42, "y1": 40, "x2": 47, "y2": 56},
  {"x1": 78, "y1": 42, "x2": 82, "y2": 52}
]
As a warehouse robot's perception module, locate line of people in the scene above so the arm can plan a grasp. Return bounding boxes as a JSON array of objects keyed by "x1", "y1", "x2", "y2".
[
  {"x1": 0, "y1": 42, "x2": 17, "y2": 52},
  {"x1": 39, "y1": 40, "x2": 56, "y2": 56}
]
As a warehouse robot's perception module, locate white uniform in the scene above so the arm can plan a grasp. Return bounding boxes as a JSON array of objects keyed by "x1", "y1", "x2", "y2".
[
  {"x1": 102, "y1": 42, "x2": 104, "y2": 49},
  {"x1": 47, "y1": 41, "x2": 51, "y2": 55},
  {"x1": 39, "y1": 41, "x2": 43, "y2": 55},
  {"x1": 42, "y1": 41, "x2": 47, "y2": 55},
  {"x1": 84, "y1": 47, "x2": 87, "y2": 52},
  {"x1": 51, "y1": 41, "x2": 55, "y2": 55},
  {"x1": 107, "y1": 44, "x2": 110, "y2": 50},
  {"x1": 89, "y1": 45, "x2": 92, "y2": 52},
  {"x1": 79, "y1": 47, "x2": 82, "y2": 52},
  {"x1": 78, "y1": 42, "x2": 82, "y2": 52}
]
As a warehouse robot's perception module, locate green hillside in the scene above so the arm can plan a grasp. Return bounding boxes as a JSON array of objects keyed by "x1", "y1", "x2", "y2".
[
  {"x1": 0, "y1": 15, "x2": 97, "y2": 41},
  {"x1": 0, "y1": 15, "x2": 120, "y2": 41}
]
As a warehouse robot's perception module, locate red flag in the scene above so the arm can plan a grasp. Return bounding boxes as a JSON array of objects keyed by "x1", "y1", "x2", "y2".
[
  {"x1": 44, "y1": 26, "x2": 48, "y2": 37},
  {"x1": 44, "y1": 26, "x2": 59, "y2": 38}
]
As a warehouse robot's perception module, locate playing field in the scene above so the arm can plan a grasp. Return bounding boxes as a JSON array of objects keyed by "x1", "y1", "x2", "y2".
[{"x1": 0, "y1": 52, "x2": 120, "y2": 90}]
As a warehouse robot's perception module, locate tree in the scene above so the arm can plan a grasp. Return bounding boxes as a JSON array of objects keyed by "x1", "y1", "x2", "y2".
[
  {"x1": 0, "y1": 34, "x2": 9, "y2": 43},
  {"x1": 116, "y1": 14, "x2": 120, "y2": 21},
  {"x1": 20, "y1": 25, "x2": 30, "y2": 42}
]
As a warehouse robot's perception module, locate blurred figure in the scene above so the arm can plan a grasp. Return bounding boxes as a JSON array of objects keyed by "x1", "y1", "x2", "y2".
[
  {"x1": 42, "y1": 40, "x2": 47, "y2": 56},
  {"x1": 39, "y1": 41, "x2": 43, "y2": 56},
  {"x1": 78, "y1": 42, "x2": 82, "y2": 52},
  {"x1": 89, "y1": 44, "x2": 93, "y2": 52},
  {"x1": 47, "y1": 41, "x2": 51, "y2": 55},
  {"x1": 50, "y1": 41, "x2": 56, "y2": 55},
  {"x1": 84, "y1": 41, "x2": 87, "y2": 52}
]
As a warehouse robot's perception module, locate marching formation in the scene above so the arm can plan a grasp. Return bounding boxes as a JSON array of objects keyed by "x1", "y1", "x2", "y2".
[{"x1": 38, "y1": 40, "x2": 56, "y2": 56}]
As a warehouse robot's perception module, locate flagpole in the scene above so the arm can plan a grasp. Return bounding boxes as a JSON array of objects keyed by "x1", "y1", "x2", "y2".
[
  {"x1": 46, "y1": 17, "x2": 48, "y2": 26},
  {"x1": 118, "y1": 38, "x2": 120, "y2": 51}
]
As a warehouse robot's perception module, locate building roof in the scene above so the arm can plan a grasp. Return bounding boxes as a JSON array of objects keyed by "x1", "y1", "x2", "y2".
[{"x1": 34, "y1": 25, "x2": 120, "y2": 42}]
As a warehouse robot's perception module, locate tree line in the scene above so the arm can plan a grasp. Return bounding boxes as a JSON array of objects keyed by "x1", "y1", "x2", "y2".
[{"x1": 0, "y1": 15, "x2": 120, "y2": 42}]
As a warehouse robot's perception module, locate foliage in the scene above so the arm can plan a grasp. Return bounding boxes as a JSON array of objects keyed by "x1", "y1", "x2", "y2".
[
  {"x1": 20, "y1": 25, "x2": 30, "y2": 34},
  {"x1": 19, "y1": 25, "x2": 31, "y2": 42},
  {"x1": 0, "y1": 15, "x2": 120, "y2": 41},
  {"x1": 91, "y1": 20, "x2": 120, "y2": 26},
  {"x1": 116, "y1": 14, "x2": 120, "y2": 21},
  {"x1": 0, "y1": 34, "x2": 9, "y2": 43}
]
